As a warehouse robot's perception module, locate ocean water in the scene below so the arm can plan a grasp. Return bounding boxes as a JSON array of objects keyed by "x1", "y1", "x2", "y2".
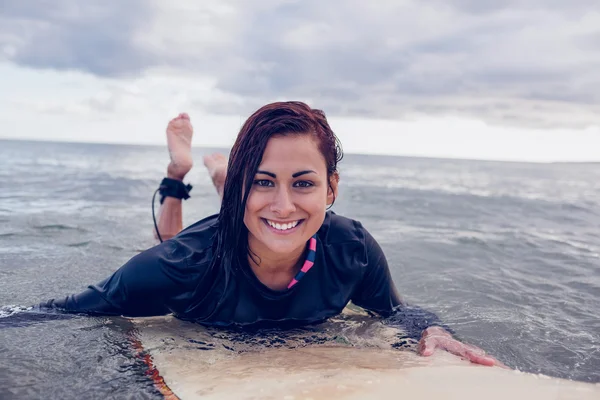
[{"x1": 0, "y1": 139, "x2": 599, "y2": 399}]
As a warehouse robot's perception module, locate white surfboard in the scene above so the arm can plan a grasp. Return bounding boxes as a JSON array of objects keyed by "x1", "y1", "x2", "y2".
[{"x1": 131, "y1": 315, "x2": 600, "y2": 400}]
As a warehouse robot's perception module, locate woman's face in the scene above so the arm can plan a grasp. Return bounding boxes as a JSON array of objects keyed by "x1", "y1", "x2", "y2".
[{"x1": 244, "y1": 134, "x2": 337, "y2": 257}]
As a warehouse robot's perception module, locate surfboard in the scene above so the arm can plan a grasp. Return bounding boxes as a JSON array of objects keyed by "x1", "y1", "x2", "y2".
[{"x1": 131, "y1": 315, "x2": 600, "y2": 400}]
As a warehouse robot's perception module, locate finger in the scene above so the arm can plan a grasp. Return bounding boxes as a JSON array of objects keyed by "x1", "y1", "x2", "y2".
[
  {"x1": 429, "y1": 336, "x2": 502, "y2": 367},
  {"x1": 494, "y1": 359, "x2": 511, "y2": 369},
  {"x1": 437, "y1": 339, "x2": 488, "y2": 364},
  {"x1": 420, "y1": 345, "x2": 436, "y2": 357},
  {"x1": 465, "y1": 349, "x2": 496, "y2": 366},
  {"x1": 437, "y1": 338, "x2": 470, "y2": 358},
  {"x1": 421, "y1": 326, "x2": 451, "y2": 339},
  {"x1": 417, "y1": 338, "x2": 436, "y2": 357}
]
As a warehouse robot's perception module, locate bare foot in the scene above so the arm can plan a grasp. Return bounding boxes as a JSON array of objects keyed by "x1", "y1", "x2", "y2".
[
  {"x1": 203, "y1": 153, "x2": 228, "y2": 199},
  {"x1": 166, "y1": 113, "x2": 193, "y2": 180}
]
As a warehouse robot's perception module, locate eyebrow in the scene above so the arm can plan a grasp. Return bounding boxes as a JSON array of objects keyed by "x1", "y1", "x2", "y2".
[{"x1": 256, "y1": 170, "x2": 316, "y2": 178}]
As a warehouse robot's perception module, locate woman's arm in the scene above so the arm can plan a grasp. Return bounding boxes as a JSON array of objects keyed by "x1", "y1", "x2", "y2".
[
  {"x1": 41, "y1": 240, "x2": 200, "y2": 317},
  {"x1": 352, "y1": 229, "x2": 501, "y2": 366},
  {"x1": 350, "y1": 230, "x2": 449, "y2": 337}
]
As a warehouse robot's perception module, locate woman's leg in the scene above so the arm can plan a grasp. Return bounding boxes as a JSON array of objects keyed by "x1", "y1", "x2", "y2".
[
  {"x1": 155, "y1": 113, "x2": 194, "y2": 240},
  {"x1": 203, "y1": 153, "x2": 228, "y2": 200},
  {"x1": 155, "y1": 113, "x2": 228, "y2": 240}
]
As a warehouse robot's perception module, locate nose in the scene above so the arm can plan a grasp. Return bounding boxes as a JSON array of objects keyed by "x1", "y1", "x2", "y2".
[{"x1": 270, "y1": 186, "x2": 296, "y2": 216}]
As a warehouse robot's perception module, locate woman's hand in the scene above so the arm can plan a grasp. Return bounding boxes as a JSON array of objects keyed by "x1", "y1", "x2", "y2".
[{"x1": 417, "y1": 326, "x2": 505, "y2": 367}]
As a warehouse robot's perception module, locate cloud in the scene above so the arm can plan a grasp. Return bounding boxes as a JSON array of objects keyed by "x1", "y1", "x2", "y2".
[
  {"x1": 0, "y1": 0, "x2": 153, "y2": 76},
  {"x1": 1, "y1": 0, "x2": 599, "y2": 128}
]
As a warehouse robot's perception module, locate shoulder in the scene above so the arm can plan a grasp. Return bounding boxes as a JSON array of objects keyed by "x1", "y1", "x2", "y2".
[
  {"x1": 317, "y1": 211, "x2": 367, "y2": 245},
  {"x1": 318, "y1": 211, "x2": 387, "y2": 266},
  {"x1": 317, "y1": 212, "x2": 375, "y2": 269},
  {"x1": 177, "y1": 213, "x2": 219, "y2": 241},
  {"x1": 162, "y1": 213, "x2": 219, "y2": 267},
  {"x1": 174, "y1": 213, "x2": 219, "y2": 248}
]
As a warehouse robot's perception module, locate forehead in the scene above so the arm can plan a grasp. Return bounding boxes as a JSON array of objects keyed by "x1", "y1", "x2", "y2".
[{"x1": 259, "y1": 135, "x2": 327, "y2": 173}]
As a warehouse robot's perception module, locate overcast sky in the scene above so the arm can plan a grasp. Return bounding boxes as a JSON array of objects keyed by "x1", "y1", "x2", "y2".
[{"x1": 1, "y1": 1, "x2": 599, "y2": 161}]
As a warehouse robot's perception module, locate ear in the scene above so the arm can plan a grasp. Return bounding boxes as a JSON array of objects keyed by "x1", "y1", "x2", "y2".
[{"x1": 327, "y1": 173, "x2": 339, "y2": 206}]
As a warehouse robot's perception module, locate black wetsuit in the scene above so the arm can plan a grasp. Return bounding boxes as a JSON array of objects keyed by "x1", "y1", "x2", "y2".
[{"x1": 42, "y1": 212, "x2": 445, "y2": 337}]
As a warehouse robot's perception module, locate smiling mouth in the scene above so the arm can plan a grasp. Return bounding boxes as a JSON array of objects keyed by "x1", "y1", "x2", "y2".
[{"x1": 262, "y1": 218, "x2": 304, "y2": 232}]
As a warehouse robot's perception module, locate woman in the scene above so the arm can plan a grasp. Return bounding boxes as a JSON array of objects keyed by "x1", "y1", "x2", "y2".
[{"x1": 43, "y1": 102, "x2": 499, "y2": 366}]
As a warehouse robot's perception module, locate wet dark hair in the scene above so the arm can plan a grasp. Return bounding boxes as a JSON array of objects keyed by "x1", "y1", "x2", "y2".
[{"x1": 212, "y1": 101, "x2": 343, "y2": 273}]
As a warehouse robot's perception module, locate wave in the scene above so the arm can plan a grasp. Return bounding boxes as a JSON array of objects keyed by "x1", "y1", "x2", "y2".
[
  {"x1": 0, "y1": 306, "x2": 78, "y2": 329},
  {"x1": 0, "y1": 305, "x2": 32, "y2": 318}
]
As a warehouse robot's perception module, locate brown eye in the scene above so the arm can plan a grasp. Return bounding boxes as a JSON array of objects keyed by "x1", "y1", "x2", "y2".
[
  {"x1": 253, "y1": 179, "x2": 274, "y2": 187},
  {"x1": 294, "y1": 181, "x2": 313, "y2": 188}
]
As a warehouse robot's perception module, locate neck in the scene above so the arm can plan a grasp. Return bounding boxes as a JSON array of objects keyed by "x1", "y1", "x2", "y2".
[
  {"x1": 247, "y1": 235, "x2": 307, "y2": 290},
  {"x1": 247, "y1": 239, "x2": 306, "y2": 272}
]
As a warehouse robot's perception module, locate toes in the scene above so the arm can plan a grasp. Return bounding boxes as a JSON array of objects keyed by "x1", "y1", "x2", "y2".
[
  {"x1": 170, "y1": 113, "x2": 190, "y2": 122},
  {"x1": 202, "y1": 155, "x2": 215, "y2": 165}
]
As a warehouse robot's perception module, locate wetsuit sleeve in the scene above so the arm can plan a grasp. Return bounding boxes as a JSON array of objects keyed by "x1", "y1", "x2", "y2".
[
  {"x1": 351, "y1": 229, "x2": 453, "y2": 340},
  {"x1": 40, "y1": 240, "x2": 201, "y2": 317},
  {"x1": 350, "y1": 230, "x2": 404, "y2": 315}
]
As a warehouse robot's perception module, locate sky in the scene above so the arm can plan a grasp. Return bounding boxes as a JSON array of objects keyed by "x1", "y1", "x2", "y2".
[{"x1": 1, "y1": 1, "x2": 599, "y2": 162}]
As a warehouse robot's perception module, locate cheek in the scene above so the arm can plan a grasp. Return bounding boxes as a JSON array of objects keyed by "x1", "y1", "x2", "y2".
[
  {"x1": 243, "y1": 192, "x2": 264, "y2": 226},
  {"x1": 302, "y1": 189, "x2": 329, "y2": 213}
]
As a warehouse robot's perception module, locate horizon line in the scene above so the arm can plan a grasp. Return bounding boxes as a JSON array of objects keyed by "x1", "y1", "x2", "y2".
[{"x1": 1, "y1": 137, "x2": 599, "y2": 165}]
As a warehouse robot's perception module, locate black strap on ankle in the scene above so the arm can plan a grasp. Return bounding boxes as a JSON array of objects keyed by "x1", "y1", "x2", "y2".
[
  {"x1": 158, "y1": 177, "x2": 193, "y2": 204},
  {"x1": 152, "y1": 178, "x2": 193, "y2": 243}
]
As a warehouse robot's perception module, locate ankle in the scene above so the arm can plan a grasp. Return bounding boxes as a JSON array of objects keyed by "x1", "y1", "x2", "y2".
[
  {"x1": 167, "y1": 172, "x2": 185, "y2": 181},
  {"x1": 167, "y1": 162, "x2": 191, "y2": 181}
]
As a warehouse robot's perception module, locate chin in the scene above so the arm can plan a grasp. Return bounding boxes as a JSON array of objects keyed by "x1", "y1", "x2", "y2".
[{"x1": 263, "y1": 238, "x2": 306, "y2": 254}]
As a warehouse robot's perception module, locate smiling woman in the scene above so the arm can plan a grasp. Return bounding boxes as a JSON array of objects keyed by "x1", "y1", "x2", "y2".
[
  {"x1": 244, "y1": 135, "x2": 337, "y2": 291},
  {"x1": 39, "y1": 101, "x2": 499, "y2": 366}
]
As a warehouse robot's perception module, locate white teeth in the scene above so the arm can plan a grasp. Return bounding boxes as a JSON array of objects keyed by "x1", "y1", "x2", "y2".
[{"x1": 267, "y1": 220, "x2": 299, "y2": 231}]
